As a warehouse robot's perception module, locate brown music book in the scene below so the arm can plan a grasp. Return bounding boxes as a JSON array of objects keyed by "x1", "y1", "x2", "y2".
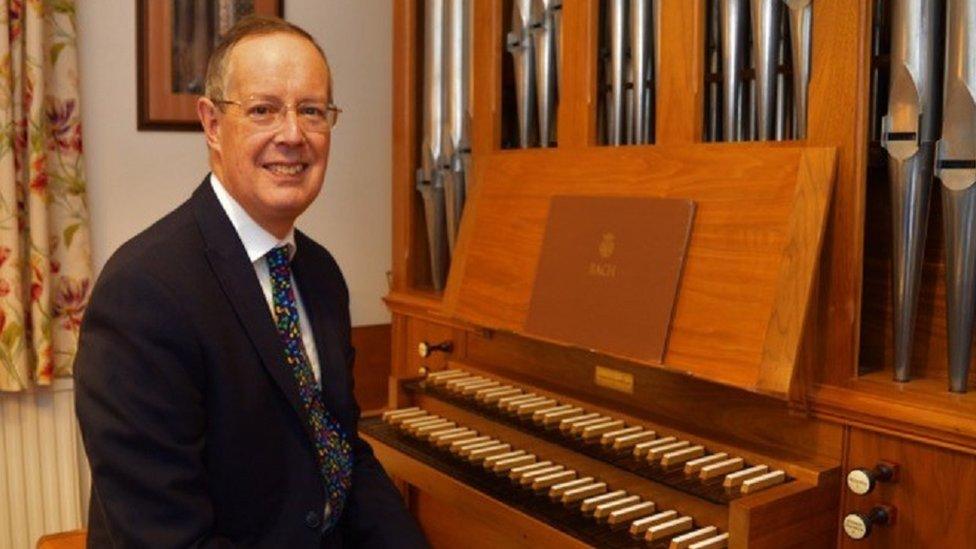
[{"x1": 524, "y1": 195, "x2": 695, "y2": 364}]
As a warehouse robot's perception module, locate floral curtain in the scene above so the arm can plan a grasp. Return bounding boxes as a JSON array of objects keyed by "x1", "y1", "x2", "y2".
[{"x1": 0, "y1": 0, "x2": 91, "y2": 392}]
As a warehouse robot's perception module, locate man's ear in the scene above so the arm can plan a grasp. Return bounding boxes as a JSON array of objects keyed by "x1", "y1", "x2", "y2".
[{"x1": 197, "y1": 97, "x2": 222, "y2": 151}]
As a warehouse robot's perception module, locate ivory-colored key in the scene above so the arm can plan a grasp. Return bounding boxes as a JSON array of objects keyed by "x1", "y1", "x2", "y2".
[
  {"x1": 426, "y1": 370, "x2": 468, "y2": 384},
  {"x1": 723, "y1": 464, "x2": 769, "y2": 487},
  {"x1": 684, "y1": 452, "x2": 728, "y2": 474},
  {"x1": 404, "y1": 417, "x2": 447, "y2": 434},
  {"x1": 740, "y1": 470, "x2": 786, "y2": 493},
  {"x1": 503, "y1": 395, "x2": 550, "y2": 413},
  {"x1": 381, "y1": 407, "x2": 419, "y2": 420},
  {"x1": 494, "y1": 454, "x2": 537, "y2": 473},
  {"x1": 669, "y1": 526, "x2": 718, "y2": 549},
  {"x1": 426, "y1": 426, "x2": 467, "y2": 440},
  {"x1": 647, "y1": 440, "x2": 691, "y2": 461},
  {"x1": 688, "y1": 533, "x2": 730, "y2": 549},
  {"x1": 542, "y1": 407, "x2": 585, "y2": 426},
  {"x1": 433, "y1": 430, "x2": 478, "y2": 447},
  {"x1": 612, "y1": 430, "x2": 656, "y2": 450},
  {"x1": 600, "y1": 426, "x2": 643, "y2": 446},
  {"x1": 633, "y1": 436, "x2": 677, "y2": 458},
  {"x1": 532, "y1": 404, "x2": 574, "y2": 422},
  {"x1": 629, "y1": 510, "x2": 678, "y2": 536},
  {"x1": 476, "y1": 385, "x2": 516, "y2": 399},
  {"x1": 531, "y1": 470, "x2": 577, "y2": 490},
  {"x1": 548, "y1": 477, "x2": 594, "y2": 499},
  {"x1": 508, "y1": 460, "x2": 553, "y2": 480},
  {"x1": 700, "y1": 457, "x2": 744, "y2": 480},
  {"x1": 645, "y1": 516, "x2": 694, "y2": 541},
  {"x1": 483, "y1": 450, "x2": 526, "y2": 469},
  {"x1": 446, "y1": 376, "x2": 487, "y2": 390},
  {"x1": 495, "y1": 393, "x2": 539, "y2": 409},
  {"x1": 581, "y1": 420, "x2": 626, "y2": 440},
  {"x1": 594, "y1": 495, "x2": 641, "y2": 520},
  {"x1": 518, "y1": 465, "x2": 565, "y2": 486},
  {"x1": 579, "y1": 490, "x2": 628, "y2": 512},
  {"x1": 448, "y1": 435, "x2": 490, "y2": 451},
  {"x1": 516, "y1": 399, "x2": 558, "y2": 417},
  {"x1": 386, "y1": 410, "x2": 428, "y2": 425},
  {"x1": 569, "y1": 416, "x2": 613, "y2": 436},
  {"x1": 558, "y1": 413, "x2": 601, "y2": 433},
  {"x1": 607, "y1": 501, "x2": 657, "y2": 525},
  {"x1": 440, "y1": 374, "x2": 479, "y2": 388},
  {"x1": 467, "y1": 443, "x2": 512, "y2": 462},
  {"x1": 481, "y1": 388, "x2": 522, "y2": 403},
  {"x1": 457, "y1": 440, "x2": 500, "y2": 457},
  {"x1": 461, "y1": 381, "x2": 500, "y2": 395},
  {"x1": 560, "y1": 482, "x2": 608, "y2": 504},
  {"x1": 414, "y1": 420, "x2": 456, "y2": 437},
  {"x1": 399, "y1": 416, "x2": 442, "y2": 431},
  {"x1": 662, "y1": 445, "x2": 705, "y2": 466},
  {"x1": 499, "y1": 394, "x2": 543, "y2": 411}
]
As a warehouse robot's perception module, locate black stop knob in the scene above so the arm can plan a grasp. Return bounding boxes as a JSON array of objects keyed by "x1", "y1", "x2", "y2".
[
  {"x1": 843, "y1": 506, "x2": 893, "y2": 540},
  {"x1": 846, "y1": 463, "x2": 895, "y2": 495}
]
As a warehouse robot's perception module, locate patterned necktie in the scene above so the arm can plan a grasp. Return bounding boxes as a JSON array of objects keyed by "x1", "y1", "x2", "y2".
[{"x1": 266, "y1": 245, "x2": 352, "y2": 531}]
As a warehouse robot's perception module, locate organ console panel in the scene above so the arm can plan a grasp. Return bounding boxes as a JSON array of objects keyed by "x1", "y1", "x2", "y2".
[{"x1": 371, "y1": 1, "x2": 976, "y2": 547}]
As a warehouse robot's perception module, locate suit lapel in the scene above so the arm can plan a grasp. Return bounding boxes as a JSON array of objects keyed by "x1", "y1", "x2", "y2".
[{"x1": 190, "y1": 181, "x2": 310, "y2": 426}]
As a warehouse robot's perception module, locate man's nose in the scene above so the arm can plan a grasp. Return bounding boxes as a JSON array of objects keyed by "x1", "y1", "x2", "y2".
[{"x1": 274, "y1": 108, "x2": 305, "y2": 144}]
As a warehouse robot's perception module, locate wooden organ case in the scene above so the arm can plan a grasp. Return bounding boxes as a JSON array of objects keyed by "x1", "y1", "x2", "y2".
[{"x1": 362, "y1": 1, "x2": 976, "y2": 547}]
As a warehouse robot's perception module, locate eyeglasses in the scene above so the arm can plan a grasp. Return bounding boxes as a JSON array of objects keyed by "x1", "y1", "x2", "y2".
[{"x1": 212, "y1": 97, "x2": 342, "y2": 133}]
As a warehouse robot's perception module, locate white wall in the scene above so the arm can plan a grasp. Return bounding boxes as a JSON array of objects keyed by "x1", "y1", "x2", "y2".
[{"x1": 76, "y1": 1, "x2": 392, "y2": 326}]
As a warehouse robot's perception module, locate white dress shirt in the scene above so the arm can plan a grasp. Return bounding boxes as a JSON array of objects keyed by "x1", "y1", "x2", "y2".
[{"x1": 210, "y1": 173, "x2": 322, "y2": 384}]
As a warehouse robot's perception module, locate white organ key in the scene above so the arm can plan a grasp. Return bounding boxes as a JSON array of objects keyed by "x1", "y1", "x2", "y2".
[
  {"x1": 381, "y1": 407, "x2": 419, "y2": 420},
  {"x1": 739, "y1": 470, "x2": 786, "y2": 493},
  {"x1": 467, "y1": 443, "x2": 512, "y2": 462},
  {"x1": 446, "y1": 376, "x2": 488, "y2": 390},
  {"x1": 543, "y1": 407, "x2": 586, "y2": 426},
  {"x1": 600, "y1": 426, "x2": 643, "y2": 446},
  {"x1": 662, "y1": 445, "x2": 705, "y2": 466},
  {"x1": 593, "y1": 495, "x2": 642, "y2": 520},
  {"x1": 519, "y1": 465, "x2": 566, "y2": 486},
  {"x1": 386, "y1": 410, "x2": 429, "y2": 425},
  {"x1": 426, "y1": 426, "x2": 468, "y2": 440},
  {"x1": 457, "y1": 439, "x2": 501, "y2": 457},
  {"x1": 723, "y1": 464, "x2": 769, "y2": 487},
  {"x1": 580, "y1": 489, "x2": 629, "y2": 513},
  {"x1": 547, "y1": 477, "x2": 595, "y2": 499},
  {"x1": 531, "y1": 404, "x2": 574, "y2": 422},
  {"x1": 497, "y1": 392, "x2": 537, "y2": 407},
  {"x1": 426, "y1": 370, "x2": 468, "y2": 384},
  {"x1": 669, "y1": 526, "x2": 719, "y2": 549},
  {"x1": 688, "y1": 533, "x2": 730, "y2": 549},
  {"x1": 629, "y1": 510, "x2": 678, "y2": 536},
  {"x1": 684, "y1": 452, "x2": 728, "y2": 474},
  {"x1": 699, "y1": 457, "x2": 744, "y2": 480},
  {"x1": 612, "y1": 430, "x2": 656, "y2": 450},
  {"x1": 581, "y1": 420, "x2": 626, "y2": 440},
  {"x1": 560, "y1": 482, "x2": 608, "y2": 504},
  {"x1": 558, "y1": 413, "x2": 601, "y2": 433},
  {"x1": 481, "y1": 388, "x2": 523, "y2": 403},
  {"x1": 646, "y1": 440, "x2": 691, "y2": 461},
  {"x1": 633, "y1": 436, "x2": 677, "y2": 458},
  {"x1": 500, "y1": 394, "x2": 545, "y2": 412},
  {"x1": 508, "y1": 460, "x2": 554, "y2": 480},
  {"x1": 516, "y1": 398, "x2": 558, "y2": 417},
  {"x1": 607, "y1": 501, "x2": 657, "y2": 525},
  {"x1": 460, "y1": 380, "x2": 500, "y2": 395},
  {"x1": 645, "y1": 516, "x2": 694, "y2": 541},
  {"x1": 494, "y1": 454, "x2": 537, "y2": 473},
  {"x1": 482, "y1": 450, "x2": 526, "y2": 469},
  {"x1": 569, "y1": 416, "x2": 614, "y2": 436},
  {"x1": 433, "y1": 429, "x2": 478, "y2": 447},
  {"x1": 448, "y1": 435, "x2": 490, "y2": 452},
  {"x1": 413, "y1": 420, "x2": 456, "y2": 436},
  {"x1": 531, "y1": 470, "x2": 577, "y2": 490}
]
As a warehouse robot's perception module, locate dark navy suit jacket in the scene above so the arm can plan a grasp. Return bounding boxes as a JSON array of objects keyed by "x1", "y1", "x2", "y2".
[{"x1": 75, "y1": 180, "x2": 426, "y2": 548}]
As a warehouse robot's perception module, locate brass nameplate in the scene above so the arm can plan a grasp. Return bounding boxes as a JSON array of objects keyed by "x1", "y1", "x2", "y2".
[
  {"x1": 525, "y1": 196, "x2": 695, "y2": 363},
  {"x1": 594, "y1": 366, "x2": 634, "y2": 394}
]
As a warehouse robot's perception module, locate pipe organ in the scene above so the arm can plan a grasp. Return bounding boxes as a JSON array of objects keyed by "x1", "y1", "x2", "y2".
[{"x1": 376, "y1": 1, "x2": 976, "y2": 546}]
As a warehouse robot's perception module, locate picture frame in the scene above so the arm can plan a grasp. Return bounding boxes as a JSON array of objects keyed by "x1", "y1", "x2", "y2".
[{"x1": 137, "y1": 0, "x2": 284, "y2": 131}]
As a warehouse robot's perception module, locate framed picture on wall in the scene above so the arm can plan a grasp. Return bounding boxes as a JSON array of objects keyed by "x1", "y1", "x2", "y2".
[{"x1": 137, "y1": 0, "x2": 284, "y2": 131}]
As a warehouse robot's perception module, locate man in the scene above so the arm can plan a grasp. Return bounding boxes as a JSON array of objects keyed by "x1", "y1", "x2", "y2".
[{"x1": 75, "y1": 16, "x2": 427, "y2": 548}]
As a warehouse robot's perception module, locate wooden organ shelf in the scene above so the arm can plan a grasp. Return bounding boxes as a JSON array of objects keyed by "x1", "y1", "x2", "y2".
[{"x1": 368, "y1": 1, "x2": 976, "y2": 547}]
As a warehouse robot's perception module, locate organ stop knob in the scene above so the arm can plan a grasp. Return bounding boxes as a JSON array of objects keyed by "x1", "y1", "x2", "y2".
[
  {"x1": 846, "y1": 462, "x2": 896, "y2": 495},
  {"x1": 843, "y1": 505, "x2": 895, "y2": 540}
]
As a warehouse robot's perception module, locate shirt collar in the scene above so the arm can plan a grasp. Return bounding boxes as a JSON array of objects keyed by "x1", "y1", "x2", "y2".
[{"x1": 210, "y1": 173, "x2": 296, "y2": 263}]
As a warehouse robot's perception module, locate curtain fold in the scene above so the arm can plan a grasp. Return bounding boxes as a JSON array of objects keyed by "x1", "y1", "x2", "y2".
[{"x1": 0, "y1": 0, "x2": 91, "y2": 392}]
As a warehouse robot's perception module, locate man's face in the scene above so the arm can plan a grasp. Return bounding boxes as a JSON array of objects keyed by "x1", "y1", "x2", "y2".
[{"x1": 200, "y1": 33, "x2": 331, "y2": 237}]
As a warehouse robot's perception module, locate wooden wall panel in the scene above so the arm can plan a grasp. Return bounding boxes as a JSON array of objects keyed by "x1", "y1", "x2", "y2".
[{"x1": 352, "y1": 324, "x2": 392, "y2": 413}]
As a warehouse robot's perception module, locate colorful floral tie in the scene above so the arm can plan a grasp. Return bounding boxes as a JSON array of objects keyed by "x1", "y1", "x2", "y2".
[{"x1": 266, "y1": 245, "x2": 352, "y2": 531}]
